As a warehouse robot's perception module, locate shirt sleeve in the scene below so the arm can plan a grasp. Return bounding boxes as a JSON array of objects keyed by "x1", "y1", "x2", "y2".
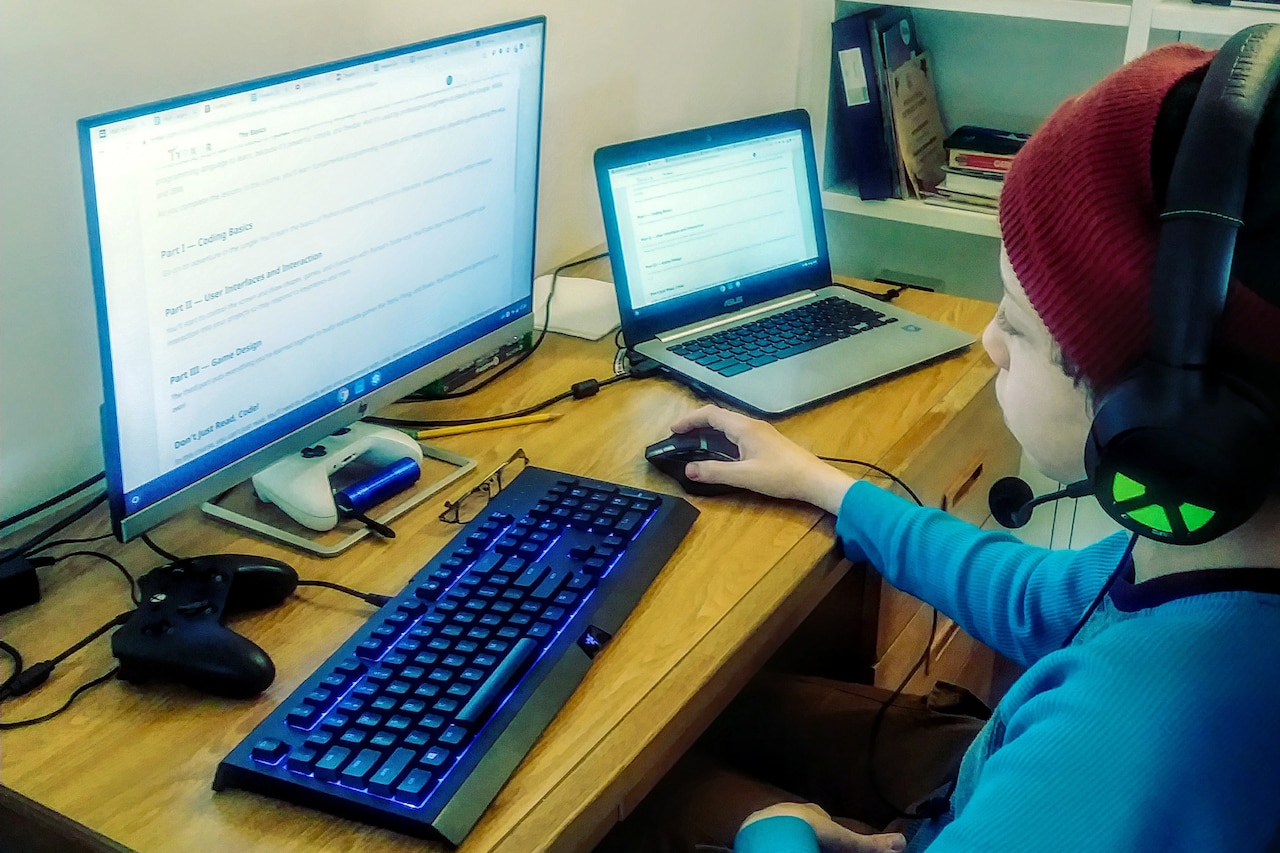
[{"x1": 834, "y1": 480, "x2": 1129, "y2": 666}]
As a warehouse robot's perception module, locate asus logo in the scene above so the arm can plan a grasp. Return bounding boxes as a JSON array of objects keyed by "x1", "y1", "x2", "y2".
[{"x1": 724, "y1": 296, "x2": 743, "y2": 308}]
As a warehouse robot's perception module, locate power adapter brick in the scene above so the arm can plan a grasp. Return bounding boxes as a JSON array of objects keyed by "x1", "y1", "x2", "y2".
[{"x1": 0, "y1": 552, "x2": 42, "y2": 614}]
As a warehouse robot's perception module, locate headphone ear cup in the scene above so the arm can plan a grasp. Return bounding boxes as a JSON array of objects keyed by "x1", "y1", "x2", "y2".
[{"x1": 1086, "y1": 362, "x2": 1280, "y2": 544}]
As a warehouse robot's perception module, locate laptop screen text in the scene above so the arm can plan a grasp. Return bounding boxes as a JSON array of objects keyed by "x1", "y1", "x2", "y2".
[{"x1": 605, "y1": 130, "x2": 819, "y2": 316}]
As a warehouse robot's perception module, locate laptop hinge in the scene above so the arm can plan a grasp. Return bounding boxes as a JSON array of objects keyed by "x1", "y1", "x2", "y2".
[{"x1": 656, "y1": 291, "x2": 816, "y2": 344}]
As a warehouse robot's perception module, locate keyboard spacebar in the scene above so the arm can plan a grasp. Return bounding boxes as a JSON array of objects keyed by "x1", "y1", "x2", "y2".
[
  {"x1": 457, "y1": 638, "x2": 538, "y2": 725},
  {"x1": 773, "y1": 335, "x2": 838, "y2": 361}
]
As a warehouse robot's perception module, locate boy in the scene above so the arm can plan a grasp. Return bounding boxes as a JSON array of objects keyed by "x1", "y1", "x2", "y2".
[{"x1": 600, "y1": 36, "x2": 1280, "y2": 853}]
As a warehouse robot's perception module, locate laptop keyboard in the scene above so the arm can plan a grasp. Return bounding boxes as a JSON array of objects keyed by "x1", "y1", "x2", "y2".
[
  {"x1": 214, "y1": 466, "x2": 697, "y2": 843},
  {"x1": 668, "y1": 296, "x2": 896, "y2": 377}
]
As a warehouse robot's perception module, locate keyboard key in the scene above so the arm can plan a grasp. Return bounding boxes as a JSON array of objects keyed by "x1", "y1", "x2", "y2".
[
  {"x1": 285, "y1": 746, "x2": 319, "y2": 774},
  {"x1": 285, "y1": 705, "x2": 318, "y2": 730},
  {"x1": 340, "y1": 748, "x2": 383, "y2": 787},
  {"x1": 393, "y1": 768, "x2": 434, "y2": 807},
  {"x1": 456, "y1": 638, "x2": 536, "y2": 724},
  {"x1": 368, "y1": 747, "x2": 417, "y2": 796},
  {"x1": 251, "y1": 738, "x2": 289, "y2": 764},
  {"x1": 314, "y1": 746, "x2": 352, "y2": 781}
]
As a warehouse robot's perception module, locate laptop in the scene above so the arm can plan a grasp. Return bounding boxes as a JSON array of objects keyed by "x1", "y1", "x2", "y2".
[{"x1": 594, "y1": 109, "x2": 975, "y2": 417}]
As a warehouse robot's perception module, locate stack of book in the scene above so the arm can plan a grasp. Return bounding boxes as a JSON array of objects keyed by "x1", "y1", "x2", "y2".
[{"x1": 923, "y1": 126, "x2": 1030, "y2": 215}]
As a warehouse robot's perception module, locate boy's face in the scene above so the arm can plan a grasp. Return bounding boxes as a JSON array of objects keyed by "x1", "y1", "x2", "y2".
[{"x1": 983, "y1": 248, "x2": 1093, "y2": 484}]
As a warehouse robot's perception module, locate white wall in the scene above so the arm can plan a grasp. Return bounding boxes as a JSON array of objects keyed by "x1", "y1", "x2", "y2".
[{"x1": 0, "y1": 0, "x2": 807, "y2": 517}]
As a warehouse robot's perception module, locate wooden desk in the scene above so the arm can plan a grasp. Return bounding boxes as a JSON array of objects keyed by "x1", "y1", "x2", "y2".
[{"x1": 0, "y1": 281, "x2": 1015, "y2": 853}]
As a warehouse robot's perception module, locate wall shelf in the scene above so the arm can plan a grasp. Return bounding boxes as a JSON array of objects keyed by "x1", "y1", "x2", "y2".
[
  {"x1": 855, "y1": 0, "x2": 1132, "y2": 27},
  {"x1": 1150, "y1": 0, "x2": 1280, "y2": 35},
  {"x1": 808, "y1": 0, "x2": 1266, "y2": 286},
  {"x1": 822, "y1": 189, "x2": 1001, "y2": 237}
]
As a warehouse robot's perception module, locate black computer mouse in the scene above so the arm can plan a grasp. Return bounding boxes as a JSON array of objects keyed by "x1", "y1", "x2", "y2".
[{"x1": 644, "y1": 428, "x2": 742, "y2": 496}]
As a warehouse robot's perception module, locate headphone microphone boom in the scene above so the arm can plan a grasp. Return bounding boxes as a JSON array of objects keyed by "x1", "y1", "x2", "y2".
[{"x1": 988, "y1": 476, "x2": 1093, "y2": 530}]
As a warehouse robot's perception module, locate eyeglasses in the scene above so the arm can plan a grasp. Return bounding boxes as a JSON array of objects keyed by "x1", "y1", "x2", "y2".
[{"x1": 439, "y1": 448, "x2": 530, "y2": 524}]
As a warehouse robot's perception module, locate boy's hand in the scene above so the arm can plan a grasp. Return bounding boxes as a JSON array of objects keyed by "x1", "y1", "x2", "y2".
[
  {"x1": 739, "y1": 803, "x2": 907, "y2": 853},
  {"x1": 670, "y1": 405, "x2": 855, "y2": 515}
]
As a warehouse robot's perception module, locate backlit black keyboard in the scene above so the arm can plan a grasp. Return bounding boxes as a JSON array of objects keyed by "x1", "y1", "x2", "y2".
[
  {"x1": 669, "y1": 295, "x2": 896, "y2": 377},
  {"x1": 214, "y1": 467, "x2": 697, "y2": 843}
]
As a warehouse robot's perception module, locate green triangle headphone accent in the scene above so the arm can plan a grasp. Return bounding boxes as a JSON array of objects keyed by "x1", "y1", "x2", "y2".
[
  {"x1": 1084, "y1": 25, "x2": 1280, "y2": 546},
  {"x1": 1105, "y1": 472, "x2": 1216, "y2": 538}
]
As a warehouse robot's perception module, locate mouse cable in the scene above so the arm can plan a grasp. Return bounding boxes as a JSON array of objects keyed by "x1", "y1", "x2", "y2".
[
  {"x1": 1, "y1": 493, "x2": 108, "y2": 565},
  {"x1": 0, "y1": 471, "x2": 106, "y2": 531},
  {"x1": 817, "y1": 455, "x2": 924, "y2": 507},
  {"x1": 865, "y1": 607, "x2": 950, "y2": 821},
  {"x1": 366, "y1": 372, "x2": 632, "y2": 430},
  {"x1": 0, "y1": 610, "x2": 131, "y2": 705},
  {"x1": 818, "y1": 454, "x2": 947, "y2": 820},
  {"x1": 397, "y1": 251, "x2": 611, "y2": 404},
  {"x1": 0, "y1": 667, "x2": 121, "y2": 731}
]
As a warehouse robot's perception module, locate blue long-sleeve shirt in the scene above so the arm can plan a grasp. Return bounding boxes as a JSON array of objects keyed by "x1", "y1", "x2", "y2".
[{"x1": 835, "y1": 480, "x2": 1280, "y2": 852}]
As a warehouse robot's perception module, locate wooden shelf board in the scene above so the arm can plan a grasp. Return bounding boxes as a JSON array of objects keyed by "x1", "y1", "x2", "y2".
[
  {"x1": 822, "y1": 188, "x2": 1001, "y2": 238},
  {"x1": 851, "y1": 0, "x2": 1131, "y2": 27},
  {"x1": 1150, "y1": 0, "x2": 1280, "y2": 34}
]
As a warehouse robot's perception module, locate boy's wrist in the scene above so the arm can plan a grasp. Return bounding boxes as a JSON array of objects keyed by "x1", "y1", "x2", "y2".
[{"x1": 807, "y1": 465, "x2": 857, "y2": 515}]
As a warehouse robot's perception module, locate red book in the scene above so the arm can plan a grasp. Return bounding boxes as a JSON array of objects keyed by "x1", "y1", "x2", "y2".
[{"x1": 948, "y1": 151, "x2": 1015, "y2": 173}]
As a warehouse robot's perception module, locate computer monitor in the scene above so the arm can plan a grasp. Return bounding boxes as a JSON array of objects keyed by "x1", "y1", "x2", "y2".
[{"x1": 78, "y1": 16, "x2": 546, "y2": 542}]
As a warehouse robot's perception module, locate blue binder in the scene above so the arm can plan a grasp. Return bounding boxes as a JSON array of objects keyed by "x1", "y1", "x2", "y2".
[{"x1": 830, "y1": 9, "x2": 896, "y2": 200}]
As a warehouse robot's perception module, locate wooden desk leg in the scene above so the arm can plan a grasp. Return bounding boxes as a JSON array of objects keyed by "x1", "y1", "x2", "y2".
[{"x1": 0, "y1": 785, "x2": 134, "y2": 853}]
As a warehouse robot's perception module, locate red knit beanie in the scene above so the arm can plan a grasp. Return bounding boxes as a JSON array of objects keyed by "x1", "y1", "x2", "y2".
[{"x1": 1000, "y1": 43, "x2": 1280, "y2": 392}]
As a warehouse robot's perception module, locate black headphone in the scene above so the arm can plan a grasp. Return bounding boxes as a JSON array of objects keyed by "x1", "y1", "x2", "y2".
[{"x1": 1084, "y1": 25, "x2": 1280, "y2": 546}]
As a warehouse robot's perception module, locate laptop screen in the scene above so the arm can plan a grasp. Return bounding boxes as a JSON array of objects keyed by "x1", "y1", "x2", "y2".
[{"x1": 603, "y1": 128, "x2": 820, "y2": 315}]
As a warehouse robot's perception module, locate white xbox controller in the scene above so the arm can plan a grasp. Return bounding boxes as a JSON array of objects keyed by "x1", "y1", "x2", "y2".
[{"x1": 252, "y1": 422, "x2": 423, "y2": 531}]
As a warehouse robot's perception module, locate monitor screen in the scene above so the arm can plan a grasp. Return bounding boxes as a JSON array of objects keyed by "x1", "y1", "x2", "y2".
[{"x1": 78, "y1": 17, "x2": 546, "y2": 540}]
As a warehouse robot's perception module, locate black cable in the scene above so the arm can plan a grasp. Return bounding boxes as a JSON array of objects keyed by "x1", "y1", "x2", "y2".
[
  {"x1": 49, "y1": 551, "x2": 140, "y2": 605},
  {"x1": 840, "y1": 279, "x2": 937, "y2": 304},
  {"x1": 400, "y1": 251, "x2": 610, "y2": 403},
  {"x1": 131, "y1": 545, "x2": 392, "y2": 607},
  {"x1": 818, "y1": 455, "x2": 924, "y2": 507},
  {"x1": 1, "y1": 493, "x2": 108, "y2": 563},
  {"x1": 0, "y1": 641, "x2": 23, "y2": 697},
  {"x1": 0, "y1": 667, "x2": 120, "y2": 730},
  {"x1": 1059, "y1": 532, "x2": 1139, "y2": 648},
  {"x1": 865, "y1": 607, "x2": 945, "y2": 821},
  {"x1": 23, "y1": 531, "x2": 115, "y2": 557},
  {"x1": 0, "y1": 611, "x2": 130, "y2": 704},
  {"x1": 820, "y1": 454, "x2": 940, "y2": 819},
  {"x1": 367, "y1": 374, "x2": 631, "y2": 429},
  {"x1": 0, "y1": 471, "x2": 105, "y2": 530},
  {"x1": 139, "y1": 532, "x2": 181, "y2": 563},
  {"x1": 297, "y1": 578, "x2": 391, "y2": 608}
]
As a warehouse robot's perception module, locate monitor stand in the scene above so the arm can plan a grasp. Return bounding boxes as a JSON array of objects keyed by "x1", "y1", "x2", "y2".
[{"x1": 200, "y1": 424, "x2": 475, "y2": 557}]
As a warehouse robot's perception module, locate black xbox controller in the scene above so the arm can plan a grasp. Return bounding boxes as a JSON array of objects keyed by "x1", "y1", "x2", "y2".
[{"x1": 111, "y1": 554, "x2": 298, "y2": 698}]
